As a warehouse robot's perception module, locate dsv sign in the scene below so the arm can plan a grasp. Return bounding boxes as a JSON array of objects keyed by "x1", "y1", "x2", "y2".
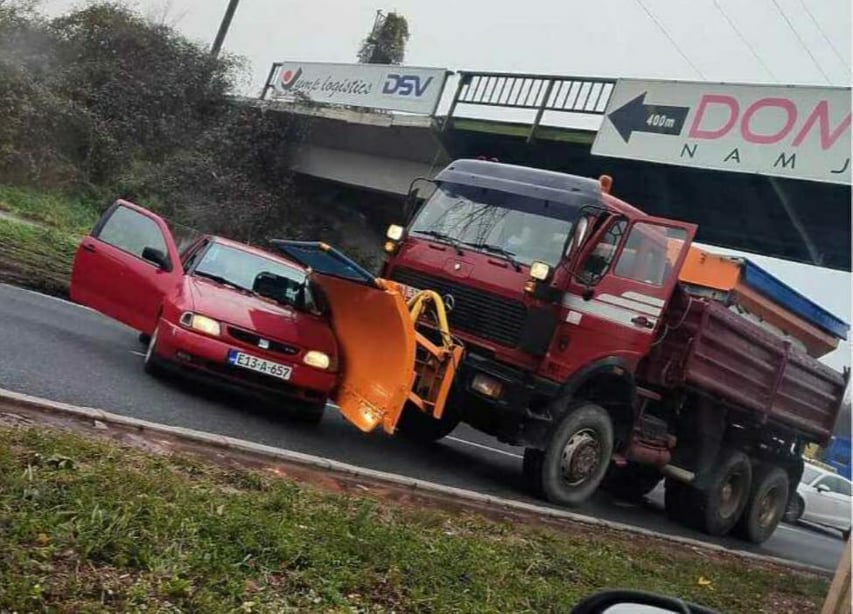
[{"x1": 382, "y1": 74, "x2": 434, "y2": 97}]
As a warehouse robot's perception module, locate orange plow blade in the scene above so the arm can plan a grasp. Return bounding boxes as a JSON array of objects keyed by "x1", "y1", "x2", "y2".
[{"x1": 316, "y1": 275, "x2": 462, "y2": 435}]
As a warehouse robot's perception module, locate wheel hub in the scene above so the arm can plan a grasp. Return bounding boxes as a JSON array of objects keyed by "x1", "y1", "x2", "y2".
[
  {"x1": 718, "y1": 472, "x2": 746, "y2": 519},
  {"x1": 560, "y1": 429, "x2": 601, "y2": 487},
  {"x1": 757, "y1": 486, "x2": 781, "y2": 528}
]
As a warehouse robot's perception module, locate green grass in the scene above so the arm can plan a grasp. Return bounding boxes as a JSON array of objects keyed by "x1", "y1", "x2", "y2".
[
  {"x1": 0, "y1": 186, "x2": 100, "y2": 295},
  {"x1": 0, "y1": 425, "x2": 828, "y2": 613}
]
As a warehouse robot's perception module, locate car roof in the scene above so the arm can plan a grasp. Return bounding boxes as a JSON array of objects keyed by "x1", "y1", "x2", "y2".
[{"x1": 209, "y1": 236, "x2": 305, "y2": 271}]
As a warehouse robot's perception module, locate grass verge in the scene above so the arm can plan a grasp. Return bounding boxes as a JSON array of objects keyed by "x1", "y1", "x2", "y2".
[
  {"x1": 0, "y1": 424, "x2": 828, "y2": 613},
  {"x1": 0, "y1": 186, "x2": 100, "y2": 295}
]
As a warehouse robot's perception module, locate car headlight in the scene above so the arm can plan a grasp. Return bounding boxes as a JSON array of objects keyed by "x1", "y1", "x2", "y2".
[
  {"x1": 303, "y1": 350, "x2": 331, "y2": 370},
  {"x1": 530, "y1": 261, "x2": 552, "y2": 282},
  {"x1": 180, "y1": 312, "x2": 221, "y2": 336}
]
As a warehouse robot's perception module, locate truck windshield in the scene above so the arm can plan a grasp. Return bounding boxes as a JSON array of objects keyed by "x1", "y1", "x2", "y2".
[{"x1": 410, "y1": 183, "x2": 577, "y2": 267}]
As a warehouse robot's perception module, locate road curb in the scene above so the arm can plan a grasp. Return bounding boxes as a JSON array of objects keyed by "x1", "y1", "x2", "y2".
[{"x1": 0, "y1": 386, "x2": 834, "y2": 576}]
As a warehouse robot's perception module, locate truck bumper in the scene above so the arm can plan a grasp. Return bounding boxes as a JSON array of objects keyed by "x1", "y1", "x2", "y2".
[{"x1": 452, "y1": 352, "x2": 561, "y2": 441}]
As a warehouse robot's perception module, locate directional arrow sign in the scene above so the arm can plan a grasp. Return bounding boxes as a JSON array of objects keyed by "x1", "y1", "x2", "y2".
[{"x1": 606, "y1": 92, "x2": 690, "y2": 143}]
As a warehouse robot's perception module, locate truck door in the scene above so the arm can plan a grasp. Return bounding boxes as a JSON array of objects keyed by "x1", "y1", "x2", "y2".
[
  {"x1": 561, "y1": 216, "x2": 696, "y2": 369},
  {"x1": 70, "y1": 201, "x2": 183, "y2": 335}
]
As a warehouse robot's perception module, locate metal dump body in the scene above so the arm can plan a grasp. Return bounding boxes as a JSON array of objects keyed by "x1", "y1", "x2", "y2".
[{"x1": 643, "y1": 290, "x2": 847, "y2": 444}]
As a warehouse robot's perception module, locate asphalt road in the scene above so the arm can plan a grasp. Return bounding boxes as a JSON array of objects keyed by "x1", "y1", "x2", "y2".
[{"x1": 0, "y1": 283, "x2": 845, "y2": 571}]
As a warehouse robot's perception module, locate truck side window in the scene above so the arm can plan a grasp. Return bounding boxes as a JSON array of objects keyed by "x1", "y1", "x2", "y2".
[
  {"x1": 578, "y1": 220, "x2": 626, "y2": 285},
  {"x1": 614, "y1": 222, "x2": 688, "y2": 286}
]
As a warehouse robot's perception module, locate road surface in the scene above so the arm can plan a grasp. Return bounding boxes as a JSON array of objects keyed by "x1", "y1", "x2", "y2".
[{"x1": 0, "y1": 283, "x2": 844, "y2": 570}]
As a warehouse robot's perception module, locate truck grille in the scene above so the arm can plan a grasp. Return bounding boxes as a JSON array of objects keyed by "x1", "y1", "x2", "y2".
[{"x1": 390, "y1": 267, "x2": 527, "y2": 347}]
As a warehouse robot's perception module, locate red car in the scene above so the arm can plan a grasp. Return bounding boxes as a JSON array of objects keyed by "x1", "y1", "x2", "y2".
[{"x1": 70, "y1": 200, "x2": 339, "y2": 422}]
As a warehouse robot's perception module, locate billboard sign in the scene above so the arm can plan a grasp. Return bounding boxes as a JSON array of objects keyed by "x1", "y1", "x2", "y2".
[
  {"x1": 592, "y1": 79, "x2": 851, "y2": 185},
  {"x1": 268, "y1": 61, "x2": 448, "y2": 115}
]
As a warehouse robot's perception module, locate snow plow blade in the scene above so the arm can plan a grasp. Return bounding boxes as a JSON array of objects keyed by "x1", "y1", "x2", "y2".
[{"x1": 269, "y1": 241, "x2": 462, "y2": 434}]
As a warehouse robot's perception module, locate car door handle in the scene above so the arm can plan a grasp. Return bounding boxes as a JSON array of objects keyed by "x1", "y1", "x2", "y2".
[
  {"x1": 82, "y1": 243, "x2": 97, "y2": 253},
  {"x1": 631, "y1": 315, "x2": 654, "y2": 329}
]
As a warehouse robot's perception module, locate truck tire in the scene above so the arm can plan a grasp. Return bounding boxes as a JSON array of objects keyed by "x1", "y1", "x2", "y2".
[
  {"x1": 686, "y1": 450, "x2": 752, "y2": 536},
  {"x1": 601, "y1": 463, "x2": 662, "y2": 502},
  {"x1": 536, "y1": 401, "x2": 614, "y2": 506},
  {"x1": 732, "y1": 464, "x2": 789, "y2": 544},
  {"x1": 397, "y1": 402, "x2": 459, "y2": 443}
]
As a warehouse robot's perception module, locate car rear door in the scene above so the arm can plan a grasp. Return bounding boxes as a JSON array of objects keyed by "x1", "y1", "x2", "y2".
[{"x1": 70, "y1": 201, "x2": 183, "y2": 335}]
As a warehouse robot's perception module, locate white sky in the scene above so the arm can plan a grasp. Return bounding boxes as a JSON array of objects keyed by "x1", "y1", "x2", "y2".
[{"x1": 39, "y1": 0, "x2": 853, "y2": 369}]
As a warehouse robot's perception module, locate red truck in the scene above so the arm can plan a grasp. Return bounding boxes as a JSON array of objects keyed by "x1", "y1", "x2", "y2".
[{"x1": 380, "y1": 159, "x2": 849, "y2": 543}]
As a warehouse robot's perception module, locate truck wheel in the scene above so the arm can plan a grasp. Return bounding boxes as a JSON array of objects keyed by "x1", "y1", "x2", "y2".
[
  {"x1": 783, "y1": 494, "x2": 804, "y2": 524},
  {"x1": 602, "y1": 463, "x2": 662, "y2": 501},
  {"x1": 397, "y1": 402, "x2": 459, "y2": 443},
  {"x1": 732, "y1": 465, "x2": 789, "y2": 544},
  {"x1": 688, "y1": 450, "x2": 752, "y2": 536},
  {"x1": 538, "y1": 402, "x2": 614, "y2": 506}
]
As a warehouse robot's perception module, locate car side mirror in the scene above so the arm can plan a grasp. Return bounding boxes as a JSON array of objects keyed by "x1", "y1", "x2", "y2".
[
  {"x1": 142, "y1": 247, "x2": 170, "y2": 271},
  {"x1": 816, "y1": 483, "x2": 831, "y2": 493}
]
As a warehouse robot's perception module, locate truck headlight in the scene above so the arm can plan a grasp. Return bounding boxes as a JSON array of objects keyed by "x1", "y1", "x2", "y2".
[
  {"x1": 303, "y1": 350, "x2": 331, "y2": 370},
  {"x1": 530, "y1": 261, "x2": 551, "y2": 282},
  {"x1": 180, "y1": 312, "x2": 221, "y2": 336},
  {"x1": 386, "y1": 224, "x2": 404, "y2": 241}
]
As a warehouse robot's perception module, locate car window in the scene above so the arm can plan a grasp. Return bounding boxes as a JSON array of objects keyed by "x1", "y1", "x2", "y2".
[
  {"x1": 836, "y1": 479, "x2": 852, "y2": 496},
  {"x1": 815, "y1": 476, "x2": 845, "y2": 494},
  {"x1": 802, "y1": 466, "x2": 821, "y2": 484},
  {"x1": 97, "y1": 205, "x2": 167, "y2": 260}
]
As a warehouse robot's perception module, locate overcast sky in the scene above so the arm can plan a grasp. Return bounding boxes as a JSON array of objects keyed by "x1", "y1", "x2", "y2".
[{"x1": 40, "y1": 0, "x2": 852, "y2": 369}]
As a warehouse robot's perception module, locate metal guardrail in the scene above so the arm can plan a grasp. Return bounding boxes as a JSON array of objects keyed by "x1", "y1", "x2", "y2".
[{"x1": 445, "y1": 71, "x2": 617, "y2": 141}]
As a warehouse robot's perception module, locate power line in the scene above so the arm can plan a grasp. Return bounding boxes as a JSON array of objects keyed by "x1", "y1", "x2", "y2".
[
  {"x1": 769, "y1": 0, "x2": 833, "y2": 84},
  {"x1": 634, "y1": 0, "x2": 706, "y2": 79},
  {"x1": 796, "y1": 0, "x2": 850, "y2": 73},
  {"x1": 711, "y1": 0, "x2": 778, "y2": 80}
]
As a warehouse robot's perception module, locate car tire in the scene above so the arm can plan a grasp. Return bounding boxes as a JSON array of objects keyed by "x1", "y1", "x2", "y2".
[
  {"x1": 397, "y1": 402, "x2": 459, "y2": 443},
  {"x1": 842, "y1": 527, "x2": 850, "y2": 541},
  {"x1": 732, "y1": 464, "x2": 789, "y2": 544},
  {"x1": 601, "y1": 463, "x2": 662, "y2": 502},
  {"x1": 538, "y1": 401, "x2": 614, "y2": 506},
  {"x1": 783, "y1": 494, "x2": 804, "y2": 524},
  {"x1": 143, "y1": 326, "x2": 164, "y2": 376},
  {"x1": 685, "y1": 450, "x2": 753, "y2": 536},
  {"x1": 138, "y1": 332, "x2": 151, "y2": 345}
]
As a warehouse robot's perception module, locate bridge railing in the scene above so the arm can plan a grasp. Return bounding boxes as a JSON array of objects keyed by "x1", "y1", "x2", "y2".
[{"x1": 444, "y1": 71, "x2": 617, "y2": 141}]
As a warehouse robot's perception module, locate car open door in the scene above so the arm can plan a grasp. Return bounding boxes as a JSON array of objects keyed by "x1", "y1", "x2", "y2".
[{"x1": 70, "y1": 200, "x2": 183, "y2": 335}]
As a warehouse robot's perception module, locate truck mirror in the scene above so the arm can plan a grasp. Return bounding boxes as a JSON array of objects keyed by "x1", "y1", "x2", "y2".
[{"x1": 566, "y1": 217, "x2": 590, "y2": 258}]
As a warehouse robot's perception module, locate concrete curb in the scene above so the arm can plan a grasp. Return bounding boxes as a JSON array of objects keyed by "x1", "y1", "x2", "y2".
[{"x1": 0, "y1": 386, "x2": 834, "y2": 576}]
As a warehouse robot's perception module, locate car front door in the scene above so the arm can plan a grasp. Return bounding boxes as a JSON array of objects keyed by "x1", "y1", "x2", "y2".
[
  {"x1": 806, "y1": 475, "x2": 844, "y2": 526},
  {"x1": 70, "y1": 201, "x2": 183, "y2": 335}
]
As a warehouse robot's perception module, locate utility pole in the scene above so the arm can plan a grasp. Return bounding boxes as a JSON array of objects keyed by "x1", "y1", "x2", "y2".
[{"x1": 211, "y1": 0, "x2": 240, "y2": 57}]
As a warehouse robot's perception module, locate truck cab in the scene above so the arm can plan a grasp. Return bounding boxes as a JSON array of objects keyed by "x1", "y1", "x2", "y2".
[{"x1": 383, "y1": 159, "x2": 694, "y2": 447}]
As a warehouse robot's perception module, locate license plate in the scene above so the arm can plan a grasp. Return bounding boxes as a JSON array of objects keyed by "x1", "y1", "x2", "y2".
[{"x1": 227, "y1": 350, "x2": 292, "y2": 380}]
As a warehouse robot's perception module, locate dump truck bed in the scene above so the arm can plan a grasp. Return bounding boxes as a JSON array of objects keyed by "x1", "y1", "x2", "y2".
[{"x1": 643, "y1": 289, "x2": 848, "y2": 444}]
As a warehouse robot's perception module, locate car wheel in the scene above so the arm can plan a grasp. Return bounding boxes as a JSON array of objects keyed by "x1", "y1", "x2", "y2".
[
  {"x1": 732, "y1": 464, "x2": 789, "y2": 544},
  {"x1": 143, "y1": 326, "x2": 164, "y2": 376},
  {"x1": 783, "y1": 493, "x2": 804, "y2": 524},
  {"x1": 538, "y1": 401, "x2": 614, "y2": 506},
  {"x1": 138, "y1": 332, "x2": 151, "y2": 345},
  {"x1": 842, "y1": 527, "x2": 850, "y2": 541}
]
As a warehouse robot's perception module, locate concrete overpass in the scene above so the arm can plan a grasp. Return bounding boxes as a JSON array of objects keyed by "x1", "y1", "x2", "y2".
[{"x1": 238, "y1": 70, "x2": 851, "y2": 271}]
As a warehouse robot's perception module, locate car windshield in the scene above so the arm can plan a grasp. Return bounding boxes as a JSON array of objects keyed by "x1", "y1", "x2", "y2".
[
  {"x1": 193, "y1": 243, "x2": 316, "y2": 312},
  {"x1": 410, "y1": 183, "x2": 578, "y2": 267}
]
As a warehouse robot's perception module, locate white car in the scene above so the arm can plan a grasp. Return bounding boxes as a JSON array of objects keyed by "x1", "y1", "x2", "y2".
[{"x1": 785, "y1": 462, "x2": 851, "y2": 538}]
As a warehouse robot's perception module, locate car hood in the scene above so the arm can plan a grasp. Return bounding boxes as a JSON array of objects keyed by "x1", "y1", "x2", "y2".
[{"x1": 184, "y1": 276, "x2": 336, "y2": 351}]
